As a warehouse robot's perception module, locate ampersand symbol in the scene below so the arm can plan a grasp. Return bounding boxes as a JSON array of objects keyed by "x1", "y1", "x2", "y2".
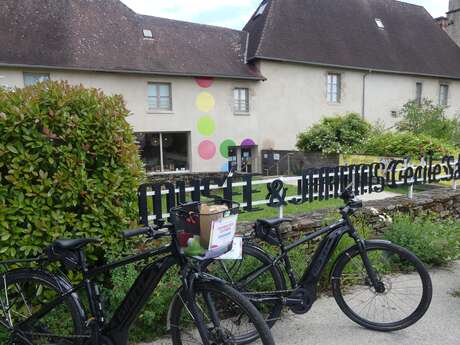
[{"x1": 266, "y1": 179, "x2": 287, "y2": 207}]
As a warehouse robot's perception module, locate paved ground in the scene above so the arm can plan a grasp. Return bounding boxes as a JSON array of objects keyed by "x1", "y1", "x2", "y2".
[
  {"x1": 143, "y1": 261, "x2": 460, "y2": 345},
  {"x1": 264, "y1": 261, "x2": 460, "y2": 345},
  {"x1": 359, "y1": 191, "x2": 401, "y2": 202}
]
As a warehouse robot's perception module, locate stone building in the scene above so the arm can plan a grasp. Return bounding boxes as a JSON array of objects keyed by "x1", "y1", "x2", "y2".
[
  {"x1": 1, "y1": 0, "x2": 460, "y2": 174},
  {"x1": 447, "y1": 0, "x2": 460, "y2": 46}
]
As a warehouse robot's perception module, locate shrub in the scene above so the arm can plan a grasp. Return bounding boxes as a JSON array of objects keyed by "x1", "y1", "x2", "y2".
[
  {"x1": 360, "y1": 131, "x2": 457, "y2": 159},
  {"x1": 296, "y1": 113, "x2": 371, "y2": 154},
  {"x1": 384, "y1": 214, "x2": 460, "y2": 266},
  {"x1": 0, "y1": 81, "x2": 144, "y2": 260},
  {"x1": 394, "y1": 99, "x2": 460, "y2": 146}
]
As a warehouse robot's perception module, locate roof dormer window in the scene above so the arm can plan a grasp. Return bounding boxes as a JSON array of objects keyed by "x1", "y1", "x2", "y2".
[
  {"x1": 375, "y1": 18, "x2": 385, "y2": 29},
  {"x1": 143, "y1": 29, "x2": 153, "y2": 39}
]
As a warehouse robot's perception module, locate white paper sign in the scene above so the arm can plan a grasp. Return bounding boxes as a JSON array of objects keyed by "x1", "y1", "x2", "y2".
[
  {"x1": 217, "y1": 237, "x2": 243, "y2": 260},
  {"x1": 274, "y1": 153, "x2": 280, "y2": 161},
  {"x1": 208, "y1": 215, "x2": 238, "y2": 252}
]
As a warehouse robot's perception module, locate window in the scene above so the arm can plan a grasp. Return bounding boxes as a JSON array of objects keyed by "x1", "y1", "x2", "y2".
[
  {"x1": 415, "y1": 82, "x2": 423, "y2": 105},
  {"x1": 439, "y1": 83, "x2": 449, "y2": 106},
  {"x1": 375, "y1": 18, "x2": 385, "y2": 29},
  {"x1": 23, "y1": 72, "x2": 49, "y2": 86},
  {"x1": 136, "y1": 132, "x2": 189, "y2": 173},
  {"x1": 148, "y1": 83, "x2": 172, "y2": 111},
  {"x1": 327, "y1": 73, "x2": 341, "y2": 103},
  {"x1": 234, "y1": 88, "x2": 249, "y2": 113},
  {"x1": 143, "y1": 29, "x2": 153, "y2": 39}
]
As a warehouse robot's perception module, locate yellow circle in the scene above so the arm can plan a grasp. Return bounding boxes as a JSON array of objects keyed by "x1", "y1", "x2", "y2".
[{"x1": 196, "y1": 92, "x2": 215, "y2": 113}]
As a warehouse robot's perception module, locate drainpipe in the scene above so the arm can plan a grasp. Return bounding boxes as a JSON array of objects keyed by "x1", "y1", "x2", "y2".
[{"x1": 362, "y1": 70, "x2": 372, "y2": 119}]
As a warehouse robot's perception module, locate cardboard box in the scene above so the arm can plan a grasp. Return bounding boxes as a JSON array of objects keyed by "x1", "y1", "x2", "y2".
[{"x1": 199, "y1": 204, "x2": 229, "y2": 248}]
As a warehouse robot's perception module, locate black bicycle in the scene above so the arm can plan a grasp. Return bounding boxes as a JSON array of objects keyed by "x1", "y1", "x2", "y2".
[
  {"x1": 0, "y1": 208, "x2": 275, "y2": 345},
  {"x1": 202, "y1": 186, "x2": 433, "y2": 342}
]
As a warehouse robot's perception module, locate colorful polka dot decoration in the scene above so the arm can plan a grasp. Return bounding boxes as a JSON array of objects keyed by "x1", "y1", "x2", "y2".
[
  {"x1": 220, "y1": 139, "x2": 236, "y2": 158},
  {"x1": 197, "y1": 115, "x2": 216, "y2": 137},
  {"x1": 196, "y1": 92, "x2": 215, "y2": 113},
  {"x1": 241, "y1": 138, "x2": 256, "y2": 147},
  {"x1": 198, "y1": 140, "x2": 216, "y2": 160},
  {"x1": 195, "y1": 77, "x2": 214, "y2": 88}
]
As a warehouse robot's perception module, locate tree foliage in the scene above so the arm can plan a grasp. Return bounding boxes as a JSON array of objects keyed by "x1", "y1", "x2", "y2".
[
  {"x1": 296, "y1": 113, "x2": 371, "y2": 154},
  {"x1": 394, "y1": 99, "x2": 460, "y2": 146},
  {"x1": 0, "y1": 81, "x2": 144, "y2": 260}
]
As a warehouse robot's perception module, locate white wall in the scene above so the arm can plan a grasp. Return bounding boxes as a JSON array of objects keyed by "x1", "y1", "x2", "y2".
[
  {"x1": 2, "y1": 63, "x2": 460, "y2": 173},
  {"x1": 257, "y1": 60, "x2": 460, "y2": 150},
  {"x1": 0, "y1": 67, "x2": 260, "y2": 173}
]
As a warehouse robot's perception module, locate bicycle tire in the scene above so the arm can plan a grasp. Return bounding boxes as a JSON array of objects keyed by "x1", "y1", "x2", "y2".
[
  {"x1": 331, "y1": 241, "x2": 432, "y2": 331},
  {"x1": 0, "y1": 268, "x2": 86, "y2": 345},
  {"x1": 169, "y1": 281, "x2": 275, "y2": 345},
  {"x1": 201, "y1": 244, "x2": 285, "y2": 330}
]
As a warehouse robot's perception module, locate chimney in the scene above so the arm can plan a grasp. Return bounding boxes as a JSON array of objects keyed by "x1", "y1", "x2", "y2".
[{"x1": 447, "y1": 0, "x2": 460, "y2": 47}]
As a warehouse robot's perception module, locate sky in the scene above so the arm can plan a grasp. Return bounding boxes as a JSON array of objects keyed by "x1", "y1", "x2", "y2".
[{"x1": 120, "y1": 0, "x2": 450, "y2": 30}]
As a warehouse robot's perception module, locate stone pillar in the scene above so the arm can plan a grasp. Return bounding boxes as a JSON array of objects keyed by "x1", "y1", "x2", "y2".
[{"x1": 447, "y1": 0, "x2": 460, "y2": 47}]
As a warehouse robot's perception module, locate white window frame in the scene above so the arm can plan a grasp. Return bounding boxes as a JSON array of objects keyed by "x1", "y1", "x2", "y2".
[
  {"x1": 148, "y1": 83, "x2": 172, "y2": 111},
  {"x1": 415, "y1": 82, "x2": 423, "y2": 105},
  {"x1": 23, "y1": 72, "x2": 50, "y2": 86},
  {"x1": 439, "y1": 83, "x2": 449, "y2": 106},
  {"x1": 327, "y1": 73, "x2": 341, "y2": 103},
  {"x1": 233, "y1": 87, "x2": 250, "y2": 113}
]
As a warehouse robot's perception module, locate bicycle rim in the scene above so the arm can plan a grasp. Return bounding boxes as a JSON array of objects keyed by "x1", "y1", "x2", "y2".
[
  {"x1": 332, "y1": 243, "x2": 432, "y2": 330},
  {"x1": 0, "y1": 270, "x2": 84, "y2": 345}
]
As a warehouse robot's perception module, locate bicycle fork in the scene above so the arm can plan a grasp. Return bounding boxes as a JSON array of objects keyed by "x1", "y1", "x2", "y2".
[
  {"x1": 354, "y1": 237, "x2": 383, "y2": 292},
  {"x1": 181, "y1": 273, "x2": 213, "y2": 345}
]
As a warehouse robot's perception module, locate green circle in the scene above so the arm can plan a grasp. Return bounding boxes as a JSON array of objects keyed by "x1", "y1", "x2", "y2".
[
  {"x1": 197, "y1": 116, "x2": 216, "y2": 137},
  {"x1": 220, "y1": 139, "x2": 236, "y2": 158}
]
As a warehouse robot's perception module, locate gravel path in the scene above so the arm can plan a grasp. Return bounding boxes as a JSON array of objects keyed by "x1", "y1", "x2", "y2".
[{"x1": 142, "y1": 261, "x2": 460, "y2": 345}]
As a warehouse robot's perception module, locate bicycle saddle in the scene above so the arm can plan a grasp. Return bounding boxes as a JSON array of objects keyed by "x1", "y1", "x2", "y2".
[
  {"x1": 256, "y1": 218, "x2": 292, "y2": 228},
  {"x1": 54, "y1": 238, "x2": 100, "y2": 250}
]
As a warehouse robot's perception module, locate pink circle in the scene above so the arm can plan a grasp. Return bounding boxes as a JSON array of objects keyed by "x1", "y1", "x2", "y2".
[
  {"x1": 241, "y1": 138, "x2": 256, "y2": 147},
  {"x1": 198, "y1": 140, "x2": 216, "y2": 160},
  {"x1": 195, "y1": 77, "x2": 214, "y2": 88}
]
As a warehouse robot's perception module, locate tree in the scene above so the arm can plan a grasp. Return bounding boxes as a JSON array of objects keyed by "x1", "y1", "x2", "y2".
[{"x1": 394, "y1": 99, "x2": 460, "y2": 146}]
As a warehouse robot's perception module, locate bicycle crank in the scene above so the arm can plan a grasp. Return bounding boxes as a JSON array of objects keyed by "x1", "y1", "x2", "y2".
[{"x1": 287, "y1": 286, "x2": 316, "y2": 314}]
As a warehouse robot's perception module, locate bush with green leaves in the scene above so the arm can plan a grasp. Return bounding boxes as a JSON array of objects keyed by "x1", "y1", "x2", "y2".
[
  {"x1": 0, "y1": 81, "x2": 144, "y2": 260},
  {"x1": 394, "y1": 99, "x2": 460, "y2": 146},
  {"x1": 360, "y1": 131, "x2": 457, "y2": 159},
  {"x1": 296, "y1": 113, "x2": 371, "y2": 154},
  {"x1": 384, "y1": 214, "x2": 460, "y2": 266}
]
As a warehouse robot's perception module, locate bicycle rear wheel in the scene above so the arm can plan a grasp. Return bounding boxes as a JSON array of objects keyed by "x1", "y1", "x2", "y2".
[
  {"x1": 169, "y1": 281, "x2": 275, "y2": 345},
  {"x1": 0, "y1": 269, "x2": 86, "y2": 345},
  {"x1": 331, "y1": 241, "x2": 432, "y2": 331}
]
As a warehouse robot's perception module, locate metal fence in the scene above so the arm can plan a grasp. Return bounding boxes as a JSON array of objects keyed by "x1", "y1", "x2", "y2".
[{"x1": 138, "y1": 156, "x2": 460, "y2": 225}]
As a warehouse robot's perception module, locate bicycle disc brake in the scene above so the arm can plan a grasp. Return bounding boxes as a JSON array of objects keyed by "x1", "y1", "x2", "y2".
[{"x1": 288, "y1": 286, "x2": 316, "y2": 315}]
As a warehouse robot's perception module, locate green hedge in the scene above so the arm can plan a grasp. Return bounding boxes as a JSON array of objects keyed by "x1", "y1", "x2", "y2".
[
  {"x1": 360, "y1": 131, "x2": 457, "y2": 159},
  {"x1": 0, "y1": 81, "x2": 144, "y2": 260},
  {"x1": 296, "y1": 113, "x2": 371, "y2": 154}
]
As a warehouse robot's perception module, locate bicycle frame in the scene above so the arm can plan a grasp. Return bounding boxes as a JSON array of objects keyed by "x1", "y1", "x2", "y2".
[
  {"x1": 3, "y1": 240, "x2": 218, "y2": 345},
  {"x1": 239, "y1": 217, "x2": 360, "y2": 303}
]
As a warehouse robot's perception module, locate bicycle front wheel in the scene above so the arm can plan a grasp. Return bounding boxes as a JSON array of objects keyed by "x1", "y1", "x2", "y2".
[
  {"x1": 169, "y1": 281, "x2": 275, "y2": 345},
  {"x1": 0, "y1": 268, "x2": 86, "y2": 345},
  {"x1": 331, "y1": 241, "x2": 432, "y2": 331}
]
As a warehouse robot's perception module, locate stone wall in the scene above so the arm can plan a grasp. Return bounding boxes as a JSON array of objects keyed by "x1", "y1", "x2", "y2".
[{"x1": 237, "y1": 188, "x2": 460, "y2": 238}]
